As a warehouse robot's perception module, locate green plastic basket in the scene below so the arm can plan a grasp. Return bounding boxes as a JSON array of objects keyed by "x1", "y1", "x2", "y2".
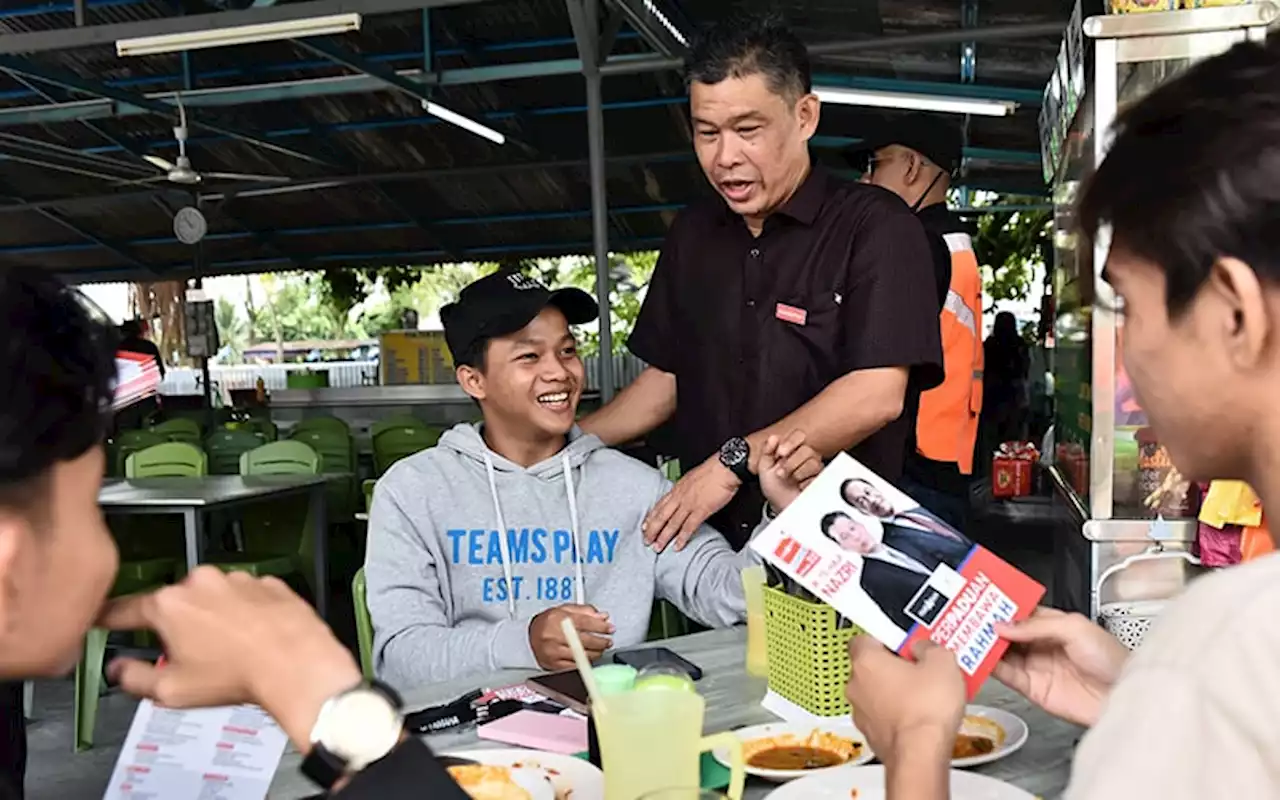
[{"x1": 763, "y1": 585, "x2": 862, "y2": 717}]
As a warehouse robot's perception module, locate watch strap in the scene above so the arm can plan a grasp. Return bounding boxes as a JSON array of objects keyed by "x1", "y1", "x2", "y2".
[{"x1": 300, "y1": 679, "x2": 405, "y2": 790}]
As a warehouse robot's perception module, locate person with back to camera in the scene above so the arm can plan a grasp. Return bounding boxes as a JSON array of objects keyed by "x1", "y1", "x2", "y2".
[{"x1": 842, "y1": 38, "x2": 1280, "y2": 800}]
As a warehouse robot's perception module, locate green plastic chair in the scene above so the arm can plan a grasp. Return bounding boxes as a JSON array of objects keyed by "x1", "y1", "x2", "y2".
[
  {"x1": 372, "y1": 425, "x2": 440, "y2": 476},
  {"x1": 239, "y1": 440, "x2": 320, "y2": 476},
  {"x1": 353, "y1": 567, "x2": 375, "y2": 680},
  {"x1": 291, "y1": 415, "x2": 351, "y2": 438},
  {"x1": 363, "y1": 479, "x2": 376, "y2": 514},
  {"x1": 288, "y1": 428, "x2": 357, "y2": 521},
  {"x1": 369, "y1": 415, "x2": 425, "y2": 439},
  {"x1": 124, "y1": 442, "x2": 207, "y2": 479},
  {"x1": 108, "y1": 430, "x2": 166, "y2": 477},
  {"x1": 205, "y1": 429, "x2": 266, "y2": 475},
  {"x1": 204, "y1": 442, "x2": 320, "y2": 587},
  {"x1": 647, "y1": 600, "x2": 691, "y2": 641},
  {"x1": 150, "y1": 418, "x2": 203, "y2": 446},
  {"x1": 75, "y1": 570, "x2": 174, "y2": 751},
  {"x1": 243, "y1": 417, "x2": 278, "y2": 443}
]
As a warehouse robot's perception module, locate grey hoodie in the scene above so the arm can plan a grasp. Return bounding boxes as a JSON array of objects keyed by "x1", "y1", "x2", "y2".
[{"x1": 365, "y1": 423, "x2": 762, "y2": 689}]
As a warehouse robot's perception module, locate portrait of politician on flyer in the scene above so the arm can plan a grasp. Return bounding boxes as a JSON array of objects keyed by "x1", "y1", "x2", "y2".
[{"x1": 821, "y1": 469, "x2": 974, "y2": 644}]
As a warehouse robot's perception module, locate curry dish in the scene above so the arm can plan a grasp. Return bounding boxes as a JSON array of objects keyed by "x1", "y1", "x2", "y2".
[
  {"x1": 952, "y1": 734, "x2": 997, "y2": 760},
  {"x1": 741, "y1": 729, "x2": 864, "y2": 771}
]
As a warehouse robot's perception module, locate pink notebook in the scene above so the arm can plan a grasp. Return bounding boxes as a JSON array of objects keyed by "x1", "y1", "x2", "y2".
[{"x1": 477, "y1": 710, "x2": 588, "y2": 755}]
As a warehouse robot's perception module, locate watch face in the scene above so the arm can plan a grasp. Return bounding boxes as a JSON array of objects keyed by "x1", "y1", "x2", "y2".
[{"x1": 720, "y1": 437, "x2": 749, "y2": 466}]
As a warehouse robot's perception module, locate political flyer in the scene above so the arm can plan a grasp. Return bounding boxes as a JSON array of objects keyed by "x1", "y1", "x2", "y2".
[{"x1": 750, "y1": 453, "x2": 1046, "y2": 698}]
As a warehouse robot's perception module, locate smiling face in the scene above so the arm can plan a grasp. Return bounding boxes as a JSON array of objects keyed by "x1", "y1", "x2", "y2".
[
  {"x1": 690, "y1": 72, "x2": 819, "y2": 232},
  {"x1": 457, "y1": 306, "x2": 585, "y2": 454}
]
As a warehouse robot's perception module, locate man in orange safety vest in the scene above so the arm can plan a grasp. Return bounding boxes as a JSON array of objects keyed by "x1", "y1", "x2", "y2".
[{"x1": 848, "y1": 115, "x2": 983, "y2": 533}]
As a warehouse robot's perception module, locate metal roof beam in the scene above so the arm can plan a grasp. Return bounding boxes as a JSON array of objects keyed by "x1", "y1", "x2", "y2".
[
  {"x1": 292, "y1": 37, "x2": 434, "y2": 103},
  {"x1": 0, "y1": 66, "x2": 1043, "y2": 128},
  {"x1": 0, "y1": 144, "x2": 1042, "y2": 215},
  {"x1": 0, "y1": 202, "x2": 692, "y2": 255},
  {"x1": 0, "y1": 56, "x2": 333, "y2": 166},
  {"x1": 0, "y1": 178, "x2": 157, "y2": 271},
  {"x1": 0, "y1": 0, "x2": 489, "y2": 56},
  {"x1": 600, "y1": 0, "x2": 689, "y2": 59}
]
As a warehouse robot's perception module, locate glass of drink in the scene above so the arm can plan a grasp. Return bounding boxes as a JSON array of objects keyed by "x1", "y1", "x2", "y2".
[
  {"x1": 741, "y1": 566, "x2": 768, "y2": 676},
  {"x1": 594, "y1": 689, "x2": 744, "y2": 800}
]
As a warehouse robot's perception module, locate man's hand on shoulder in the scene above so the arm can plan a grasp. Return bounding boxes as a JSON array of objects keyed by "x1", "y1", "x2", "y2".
[
  {"x1": 758, "y1": 430, "x2": 823, "y2": 513},
  {"x1": 643, "y1": 456, "x2": 742, "y2": 553},
  {"x1": 529, "y1": 604, "x2": 614, "y2": 670}
]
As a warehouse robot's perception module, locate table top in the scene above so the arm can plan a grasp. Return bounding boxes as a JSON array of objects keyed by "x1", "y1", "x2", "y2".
[
  {"x1": 99, "y1": 475, "x2": 331, "y2": 508},
  {"x1": 268, "y1": 627, "x2": 1080, "y2": 799}
]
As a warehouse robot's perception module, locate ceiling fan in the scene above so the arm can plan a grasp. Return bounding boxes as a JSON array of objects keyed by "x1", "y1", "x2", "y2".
[{"x1": 122, "y1": 94, "x2": 293, "y2": 187}]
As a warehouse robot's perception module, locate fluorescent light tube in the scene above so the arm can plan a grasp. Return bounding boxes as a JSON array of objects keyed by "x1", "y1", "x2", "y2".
[
  {"x1": 815, "y1": 86, "x2": 1017, "y2": 117},
  {"x1": 422, "y1": 100, "x2": 506, "y2": 145},
  {"x1": 117, "y1": 13, "x2": 361, "y2": 57}
]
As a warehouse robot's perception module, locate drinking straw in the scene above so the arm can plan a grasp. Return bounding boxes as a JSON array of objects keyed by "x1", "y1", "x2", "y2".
[{"x1": 560, "y1": 617, "x2": 606, "y2": 712}]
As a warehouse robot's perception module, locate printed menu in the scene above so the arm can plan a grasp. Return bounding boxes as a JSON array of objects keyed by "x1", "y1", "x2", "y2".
[
  {"x1": 750, "y1": 453, "x2": 1045, "y2": 697},
  {"x1": 102, "y1": 701, "x2": 287, "y2": 800}
]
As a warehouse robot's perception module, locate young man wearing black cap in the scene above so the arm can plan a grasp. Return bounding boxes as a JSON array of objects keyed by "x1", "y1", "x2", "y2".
[
  {"x1": 849, "y1": 114, "x2": 985, "y2": 533},
  {"x1": 364, "y1": 271, "x2": 821, "y2": 688}
]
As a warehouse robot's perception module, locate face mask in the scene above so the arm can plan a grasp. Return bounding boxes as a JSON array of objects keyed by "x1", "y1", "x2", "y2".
[{"x1": 911, "y1": 168, "x2": 946, "y2": 212}]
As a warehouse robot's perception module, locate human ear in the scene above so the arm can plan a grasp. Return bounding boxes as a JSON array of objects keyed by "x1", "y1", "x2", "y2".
[
  {"x1": 795, "y1": 93, "x2": 820, "y2": 141},
  {"x1": 456, "y1": 365, "x2": 487, "y2": 402},
  {"x1": 1208, "y1": 256, "x2": 1270, "y2": 371}
]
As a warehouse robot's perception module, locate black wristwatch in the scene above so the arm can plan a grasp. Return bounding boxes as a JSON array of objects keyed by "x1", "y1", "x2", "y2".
[
  {"x1": 718, "y1": 436, "x2": 752, "y2": 482},
  {"x1": 301, "y1": 679, "x2": 405, "y2": 790}
]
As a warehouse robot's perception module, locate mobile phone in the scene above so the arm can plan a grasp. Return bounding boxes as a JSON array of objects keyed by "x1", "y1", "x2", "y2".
[
  {"x1": 525, "y1": 668, "x2": 591, "y2": 714},
  {"x1": 612, "y1": 647, "x2": 703, "y2": 681}
]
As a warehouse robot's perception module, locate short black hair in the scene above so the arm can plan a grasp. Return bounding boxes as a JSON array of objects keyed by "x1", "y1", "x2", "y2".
[
  {"x1": 454, "y1": 337, "x2": 489, "y2": 373},
  {"x1": 0, "y1": 272, "x2": 116, "y2": 511},
  {"x1": 820, "y1": 510, "x2": 850, "y2": 542},
  {"x1": 1078, "y1": 38, "x2": 1280, "y2": 317},
  {"x1": 685, "y1": 12, "x2": 811, "y2": 103},
  {"x1": 119, "y1": 319, "x2": 143, "y2": 339}
]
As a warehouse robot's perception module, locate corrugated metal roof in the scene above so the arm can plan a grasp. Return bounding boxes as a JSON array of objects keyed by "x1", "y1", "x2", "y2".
[{"x1": 0, "y1": 0, "x2": 1069, "y2": 280}]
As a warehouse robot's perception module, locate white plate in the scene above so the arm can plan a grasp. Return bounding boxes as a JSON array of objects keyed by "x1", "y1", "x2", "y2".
[
  {"x1": 712, "y1": 720, "x2": 875, "y2": 782},
  {"x1": 952, "y1": 705, "x2": 1029, "y2": 769},
  {"x1": 440, "y1": 748, "x2": 603, "y2": 800},
  {"x1": 764, "y1": 764, "x2": 1036, "y2": 800}
]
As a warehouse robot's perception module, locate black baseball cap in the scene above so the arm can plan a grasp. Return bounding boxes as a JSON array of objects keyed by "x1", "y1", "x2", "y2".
[
  {"x1": 844, "y1": 113, "x2": 964, "y2": 176},
  {"x1": 440, "y1": 270, "x2": 599, "y2": 365}
]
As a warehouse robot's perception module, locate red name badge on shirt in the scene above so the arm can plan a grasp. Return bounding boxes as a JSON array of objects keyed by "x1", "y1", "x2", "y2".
[{"x1": 775, "y1": 303, "x2": 808, "y2": 326}]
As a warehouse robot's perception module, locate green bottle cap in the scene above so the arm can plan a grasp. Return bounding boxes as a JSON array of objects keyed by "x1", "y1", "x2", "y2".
[{"x1": 592, "y1": 664, "x2": 637, "y2": 696}]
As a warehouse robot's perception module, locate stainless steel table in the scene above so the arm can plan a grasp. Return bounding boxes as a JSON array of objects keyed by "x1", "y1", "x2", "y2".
[
  {"x1": 99, "y1": 475, "x2": 333, "y2": 618},
  {"x1": 268, "y1": 627, "x2": 1081, "y2": 798}
]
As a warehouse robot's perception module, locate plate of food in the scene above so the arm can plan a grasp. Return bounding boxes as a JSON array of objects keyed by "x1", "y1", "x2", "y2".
[
  {"x1": 951, "y1": 706, "x2": 1028, "y2": 768},
  {"x1": 712, "y1": 720, "x2": 874, "y2": 782},
  {"x1": 762, "y1": 764, "x2": 1036, "y2": 800},
  {"x1": 442, "y1": 748, "x2": 603, "y2": 800}
]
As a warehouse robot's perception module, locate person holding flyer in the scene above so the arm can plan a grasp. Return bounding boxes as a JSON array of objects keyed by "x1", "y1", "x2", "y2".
[{"x1": 844, "y1": 38, "x2": 1280, "y2": 800}]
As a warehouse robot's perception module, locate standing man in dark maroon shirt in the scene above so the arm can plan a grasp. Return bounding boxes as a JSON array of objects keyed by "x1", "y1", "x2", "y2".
[{"x1": 580, "y1": 13, "x2": 943, "y2": 550}]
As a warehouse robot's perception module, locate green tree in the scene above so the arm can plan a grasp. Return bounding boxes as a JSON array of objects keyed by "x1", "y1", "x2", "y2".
[
  {"x1": 970, "y1": 197, "x2": 1052, "y2": 313},
  {"x1": 214, "y1": 297, "x2": 249, "y2": 363}
]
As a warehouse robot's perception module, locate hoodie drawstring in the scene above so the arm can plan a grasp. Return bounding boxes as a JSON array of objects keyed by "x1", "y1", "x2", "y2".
[
  {"x1": 562, "y1": 452, "x2": 587, "y2": 605},
  {"x1": 482, "y1": 449, "x2": 587, "y2": 616},
  {"x1": 483, "y1": 450, "x2": 518, "y2": 616}
]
